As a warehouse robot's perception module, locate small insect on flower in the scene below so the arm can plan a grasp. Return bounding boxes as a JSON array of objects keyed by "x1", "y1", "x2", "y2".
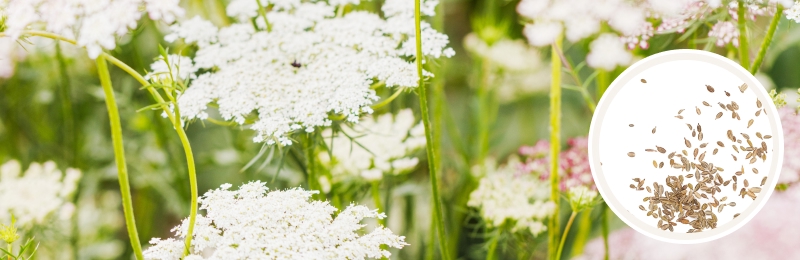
[{"x1": 291, "y1": 60, "x2": 302, "y2": 68}]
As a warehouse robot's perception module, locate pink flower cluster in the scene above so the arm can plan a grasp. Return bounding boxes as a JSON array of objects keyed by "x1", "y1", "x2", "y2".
[
  {"x1": 779, "y1": 107, "x2": 800, "y2": 184},
  {"x1": 518, "y1": 137, "x2": 595, "y2": 191}
]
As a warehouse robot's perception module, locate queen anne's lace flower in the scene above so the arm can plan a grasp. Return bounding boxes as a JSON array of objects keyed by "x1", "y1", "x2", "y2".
[
  {"x1": 144, "y1": 181, "x2": 407, "y2": 260},
  {"x1": 166, "y1": 0, "x2": 453, "y2": 146},
  {"x1": 318, "y1": 109, "x2": 425, "y2": 182},
  {"x1": 586, "y1": 33, "x2": 633, "y2": 71},
  {"x1": 1, "y1": 0, "x2": 184, "y2": 58},
  {"x1": 0, "y1": 160, "x2": 81, "y2": 227},
  {"x1": 468, "y1": 157, "x2": 555, "y2": 236}
]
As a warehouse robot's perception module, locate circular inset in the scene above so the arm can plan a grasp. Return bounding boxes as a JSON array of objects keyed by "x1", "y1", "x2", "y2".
[{"x1": 588, "y1": 50, "x2": 784, "y2": 244}]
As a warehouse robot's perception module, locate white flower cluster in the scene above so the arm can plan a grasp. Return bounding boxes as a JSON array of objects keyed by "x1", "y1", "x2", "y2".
[
  {"x1": 1, "y1": 0, "x2": 184, "y2": 58},
  {"x1": 0, "y1": 160, "x2": 81, "y2": 227},
  {"x1": 318, "y1": 109, "x2": 425, "y2": 183},
  {"x1": 462, "y1": 33, "x2": 551, "y2": 102},
  {"x1": 785, "y1": 1, "x2": 800, "y2": 22},
  {"x1": 144, "y1": 181, "x2": 408, "y2": 260},
  {"x1": 467, "y1": 157, "x2": 555, "y2": 236},
  {"x1": 517, "y1": 0, "x2": 798, "y2": 70},
  {"x1": 166, "y1": 0, "x2": 454, "y2": 146}
]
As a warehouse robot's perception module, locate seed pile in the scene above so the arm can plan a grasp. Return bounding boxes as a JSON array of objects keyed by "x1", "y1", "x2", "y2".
[{"x1": 627, "y1": 81, "x2": 772, "y2": 234}]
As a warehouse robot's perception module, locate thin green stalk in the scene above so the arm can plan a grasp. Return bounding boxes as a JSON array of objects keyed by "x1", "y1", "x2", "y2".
[
  {"x1": 96, "y1": 56, "x2": 144, "y2": 260},
  {"x1": 415, "y1": 0, "x2": 450, "y2": 258},
  {"x1": 370, "y1": 182, "x2": 386, "y2": 226},
  {"x1": 486, "y1": 236, "x2": 499, "y2": 260},
  {"x1": 751, "y1": 5, "x2": 783, "y2": 74},
  {"x1": 255, "y1": 0, "x2": 272, "y2": 32},
  {"x1": 55, "y1": 42, "x2": 76, "y2": 166},
  {"x1": 305, "y1": 134, "x2": 321, "y2": 198},
  {"x1": 371, "y1": 88, "x2": 405, "y2": 110},
  {"x1": 555, "y1": 212, "x2": 578, "y2": 260},
  {"x1": 596, "y1": 69, "x2": 609, "y2": 101},
  {"x1": 601, "y1": 203, "x2": 609, "y2": 260},
  {"x1": 548, "y1": 36, "x2": 563, "y2": 260},
  {"x1": 569, "y1": 209, "x2": 593, "y2": 256},
  {"x1": 738, "y1": 0, "x2": 750, "y2": 68}
]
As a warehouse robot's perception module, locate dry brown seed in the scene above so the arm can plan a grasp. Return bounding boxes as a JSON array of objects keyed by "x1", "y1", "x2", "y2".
[
  {"x1": 699, "y1": 132, "x2": 704, "y2": 141},
  {"x1": 703, "y1": 101, "x2": 711, "y2": 106},
  {"x1": 652, "y1": 127, "x2": 657, "y2": 134},
  {"x1": 731, "y1": 101, "x2": 739, "y2": 110},
  {"x1": 694, "y1": 148, "x2": 699, "y2": 158},
  {"x1": 692, "y1": 130, "x2": 697, "y2": 137},
  {"x1": 742, "y1": 133, "x2": 750, "y2": 140},
  {"x1": 744, "y1": 179, "x2": 749, "y2": 187},
  {"x1": 717, "y1": 141, "x2": 725, "y2": 147},
  {"x1": 753, "y1": 168, "x2": 759, "y2": 174},
  {"x1": 685, "y1": 138, "x2": 691, "y2": 148},
  {"x1": 682, "y1": 150, "x2": 688, "y2": 156},
  {"x1": 697, "y1": 124, "x2": 702, "y2": 132},
  {"x1": 748, "y1": 119, "x2": 754, "y2": 128},
  {"x1": 668, "y1": 152, "x2": 675, "y2": 158},
  {"x1": 721, "y1": 196, "x2": 727, "y2": 202},
  {"x1": 713, "y1": 148, "x2": 719, "y2": 155},
  {"x1": 727, "y1": 130, "x2": 734, "y2": 141},
  {"x1": 733, "y1": 146, "x2": 739, "y2": 153},
  {"x1": 761, "y1": 177, "x2": 767, "y2": 186},
  {"x1": 676, "y1": 115, "x2": 684, "y2": 119},
  {"x1": 659, "y1": 162, "x2": 664, "y2": 168},
  {"x1": 739, "y1": 83, "x2": 748, "y2": 93},
  {"x1": 629, "y1": 124, "x2": 634, "y2": 127},
  {"x1": 732, "y1": 154, "x2": 737, "y2": 161},
  {"x1": 719, "y1": 103, "x2": 727, "y2": 110},
  {"x1": 757, "y1": 99, "x2": 762, "y2": 108},
  {"x1": 653, "y1": 160, "x2": 658, "y2": 168},
  {"x1": 696, "y1": 106, "x2": 701, "y2": 115},
  {"x1": 630, "y1": 184, "x2": 636, "y2": 189},
  {"x1": 657, "y1": 146, "x2": 666, "y2": 153},
  {"x1": 734, "y1": 213, "x2": 740, "y2": 218},
  {"x1": 727, "y1": 104, "x2": 733, "y2": 111},
  {"x1": 699, "y1": 152, "x2": 706, "y2": 161},
  {"x1": 750, "y1": 156, "x2": 757, "y2": 164},
  {"x1": 628, "y1": 152, "x2": 636, "y2": 157},
  {"x1": 700, "y1": 143, "x2": 708, "y2": 148},
  {"x1": 706, "y1": 85, "x2": 715, "y2": 92},
  {"x1": 647, "y1": 186, "x2": 652, "y2": 193},
  {"x1": 756, "y1": 132, "x2": 763, "y2": 139},
  {"x1": 764, "y1": 135, "x2": 772, "y2": 139},
  {"x1": 725, "y1": 91, "x2": 731, "y2": 97},
  {"x1": 732, "y1": 111, "x2": 739, "y2": 119},
  {"x1": 641, "y1": 79, "x2": 647, "y2": 83},
  {"x1": 678, "y1": 109, "x2": 685, "y2": 114},
  {"x1": 640, "y1": 205, "x2": 646, "y2": 211},
  {"x1": 756, "y1": 110, "x2": 762, "y2": 117},
  {"x1": 715, "y1": 112, "x2": 723, "y2": 119},
  {"x1": 761, "y1": 141, "x2": 767, "y2": 151}
]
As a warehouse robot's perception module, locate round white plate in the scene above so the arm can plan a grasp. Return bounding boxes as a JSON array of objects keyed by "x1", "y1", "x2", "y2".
[{"x1": 588, "y1": 49, "x2": 784, "y2": 244}]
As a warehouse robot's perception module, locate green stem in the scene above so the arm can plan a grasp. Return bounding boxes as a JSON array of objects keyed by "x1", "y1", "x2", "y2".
[
  {"x1": 255, "y1": 0, "x2": 272, "y2": 32},
  {"x1": 556, "y1": 212, "x2": 578, "y2": 260},
  {"x1": 371, "y1": 88, "x2": 405, "y2": 110},
  {"x1": 96, "y1": 56, "x2": 144, "y2": 260},
  {"x1": 596, "y1": 69, "x2": 609, "y2": 101},
  {"x1": 305, "y1": 134, "x2": 321, "y2": 197},
  {"x1": 601, "y1": 203, "x2": 609, "y2": 260},
  {"x1": 738, "y1": 0, "x2": 750, "y2": 68},
  {"x1": 370, "y1": 181, "x2": 386, "y2": 226},
  {"x1": 548, "y1": 36, "x2": 563, "y2": 260},
  {"x1": 750, "y1": 5, "x2": 783, "y2": 74},
  {"x1": 486, "y1": 236, "x2": 499, "y2": 260},
  {"x1": 569, "y1": 209, "x2": 593, "y2": 256},
  {"x1": 415, "y1": 0, "x2": 450, "y2": 258}
]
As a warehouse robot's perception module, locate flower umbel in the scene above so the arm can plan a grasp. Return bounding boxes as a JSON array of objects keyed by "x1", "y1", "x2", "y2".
[
  {"x1": 144, "y1": 181, "x2": 407, "y2": 259},
  {"x1": 566, "y1": 185, "x2": 599, "y2": 213},
  {"x1": 167, "y1": 0, "x2": 454, "y2": 145}
]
